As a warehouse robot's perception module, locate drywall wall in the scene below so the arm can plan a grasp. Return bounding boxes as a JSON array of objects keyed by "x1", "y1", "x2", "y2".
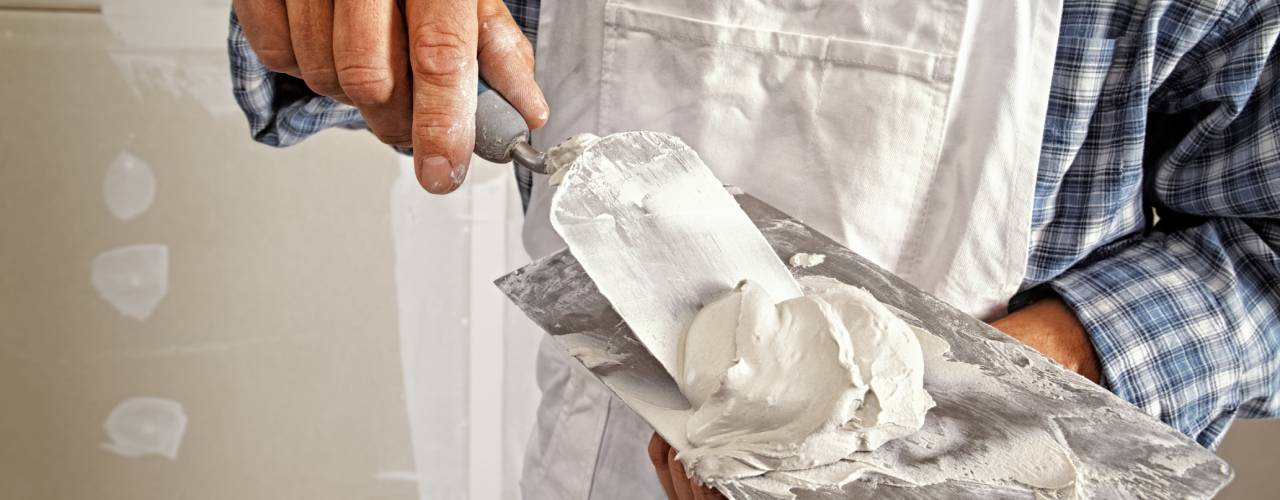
[
  {"x1": 1217, "y1": 419, "x2": 1280, "y2": 499},
  {"x1": 0, "y1": 5, "x2": 545, "y2": 499},
  {"x1": 0, "y1": 9, "x2": 414, "y2": 500}
]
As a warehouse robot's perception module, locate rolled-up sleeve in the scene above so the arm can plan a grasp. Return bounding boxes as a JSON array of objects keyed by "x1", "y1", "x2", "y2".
[
  {"x1": 227, "y1": 10, "x2": 370, "y2": 147},
  {"x1": 1048, "y1": 1, "x2": 1280, "y2": 448},
  {"x1": 1051, "y1": 219, "x2": 1278, "y2": 447}
]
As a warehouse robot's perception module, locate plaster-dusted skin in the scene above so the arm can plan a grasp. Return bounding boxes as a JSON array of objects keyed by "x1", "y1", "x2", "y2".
[{"x1": 679, "y1": 277, "x2": 933, "y2": 483}]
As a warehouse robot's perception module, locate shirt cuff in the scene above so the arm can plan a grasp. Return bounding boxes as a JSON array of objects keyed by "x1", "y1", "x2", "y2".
[
  {"x1": 1047, "y1": 236, "x2": 1241, "y2": 448},
  {"x1": 227, "y1": 9, "x2": 369, "y2": 147}
]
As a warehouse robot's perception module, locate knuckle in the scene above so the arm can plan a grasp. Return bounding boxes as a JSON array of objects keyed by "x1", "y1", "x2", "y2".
[
  {"x1": 412, "y1": 110, "x2": 464, "y2": 142},
  {"x1": 477, "y1": 16, "x2": 520, "y2": 57},
  {"x1": 515, "y1": 36, "x2": 535, "y2": 63},
  {"x1": 410, "y1": 28, "x2": 470, "y2": 81},
  {"x1": 299, "y1": 67, "x2": 344, "y2": 96},
  {"x1": 336, "y1": 64, "x2": 395, "y2": 104},
  {"x1": 254, "y1": 46, "x2": 297, "y2": 72},
  {"x1": 374, "y1": 130, "x2": 413, "y2": 147},
  {"x1": 520, "y1": 37, "x2": 536, "y2": 64}
]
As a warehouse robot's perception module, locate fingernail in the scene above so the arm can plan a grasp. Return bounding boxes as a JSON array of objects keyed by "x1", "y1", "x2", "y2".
[
  {"x1": 539, "y1": 93, "x2": 551, "y2": 120},
  {"x1": 419, "y1": 155, "x2": 455, "y2": 194},
  {"x1": 450, "y1": 160, "x2": 470, "y2": 188}
]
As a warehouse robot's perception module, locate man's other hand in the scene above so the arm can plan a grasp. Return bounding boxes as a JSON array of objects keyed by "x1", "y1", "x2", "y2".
[
  {"x1": 648, "y1": 433, "x2": 726, "y2": 500},
  {"x1": 232, "y1": 0, "x2": 549, "y2": 194},
  {"x1": 991, "y1": 297, "x2": 1102, "y2": 383}
]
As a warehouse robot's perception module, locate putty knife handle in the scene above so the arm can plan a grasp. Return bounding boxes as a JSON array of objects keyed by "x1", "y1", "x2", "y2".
[{"x1": 475, "y1": 81, "x2": 547, "y2": 174}]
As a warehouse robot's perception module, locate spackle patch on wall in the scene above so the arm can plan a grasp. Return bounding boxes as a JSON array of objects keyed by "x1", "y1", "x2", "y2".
[
  {"x1": 92, "y1": 244, "x2": 169, "y2": 320},
  {"x1": 103, "y1": 151, "x2": 157, "y2": 221},
  {"x1": 102, "y1": 397, "x2": 188, "y2": 460}
]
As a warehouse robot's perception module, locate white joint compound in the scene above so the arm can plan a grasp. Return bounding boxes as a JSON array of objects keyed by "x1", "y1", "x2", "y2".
[
  {"x1": 91, "y1": 244, "x2": 169, "y2": 320},
  {"x1": 788, "y1": 252, "x2": 826, "y2": 268},
  {"x1": 103, "y1": 151, "x2": 157, "y2": 220},
  {"x1": 678, "y1": 276, "x2": 933, "y2": 483},
  {"x1": 102, "y1": 397, "x2": 188, "y2": 460},
  {"x1": 546, "y1": 133, "x2": 601, "y2": 186},
  {"x1": 548, "y1": 131, "x2": 1083, "y2": 498}
]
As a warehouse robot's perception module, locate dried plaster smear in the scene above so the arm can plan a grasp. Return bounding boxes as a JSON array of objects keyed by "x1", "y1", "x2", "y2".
[{"x1": 548, "y1": 131, "x2": 1081, "y2": 498}]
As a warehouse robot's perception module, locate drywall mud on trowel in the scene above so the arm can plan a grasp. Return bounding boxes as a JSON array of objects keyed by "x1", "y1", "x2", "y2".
[{"x1": 495, "y1": 131, "x2": 1232, "y2": 499}]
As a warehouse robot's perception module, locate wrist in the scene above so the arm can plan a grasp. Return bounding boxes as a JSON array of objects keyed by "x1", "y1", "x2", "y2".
[{"x1": 990, "y1": 297, "x2": 1102, "y2": 383}]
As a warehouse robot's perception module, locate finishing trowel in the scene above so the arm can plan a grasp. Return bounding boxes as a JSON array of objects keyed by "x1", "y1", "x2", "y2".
[{"x1": 493, "y1": 131, "x2": 1230, "y2": 499}]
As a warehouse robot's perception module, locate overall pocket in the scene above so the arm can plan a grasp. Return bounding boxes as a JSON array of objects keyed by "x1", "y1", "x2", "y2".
[{"x1": 598, "y1": 1, "x2": 961, "y2": 270}]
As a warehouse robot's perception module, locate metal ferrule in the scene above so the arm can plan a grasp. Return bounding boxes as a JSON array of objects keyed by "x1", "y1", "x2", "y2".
[{"x1": 510, "y1": 140, "x2": 548, "y2": 174}]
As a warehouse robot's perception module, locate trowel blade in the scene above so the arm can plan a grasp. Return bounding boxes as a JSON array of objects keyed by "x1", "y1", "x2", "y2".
[{"x1": 495, "y1": 191, "x2": 1231, "y2": 500}]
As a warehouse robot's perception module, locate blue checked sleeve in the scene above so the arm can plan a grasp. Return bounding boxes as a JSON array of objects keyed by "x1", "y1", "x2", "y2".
[
  {"x1": 226, "y1": 3, "x2": 540, "y2": 206},
  {"x1": 1048, "y1": 3, "x2": 1280, "y2": 448},
  {"x1": 227, "y1": 11, "x2": 370, "y2": 148}
]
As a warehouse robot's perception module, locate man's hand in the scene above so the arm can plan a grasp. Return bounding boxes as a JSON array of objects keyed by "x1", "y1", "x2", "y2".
[
  {"x1": 990, "y1": 297, "x2": 1102, "y2": 383},
  {"x1": 232, "y1": 0, "x2": 548, "y2": 194},
  {"x1": 648, "y1": 433, "x2": 725, "y2": 500}
]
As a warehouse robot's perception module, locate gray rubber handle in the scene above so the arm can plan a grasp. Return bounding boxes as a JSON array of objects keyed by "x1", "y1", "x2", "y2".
[{"x1": 474, "y1": 85, "x2": 530, "y2": 164}]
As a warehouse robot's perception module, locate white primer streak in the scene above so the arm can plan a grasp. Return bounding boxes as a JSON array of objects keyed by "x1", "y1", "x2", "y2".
[
  {"x1": 467, "y1": 160, "x2": 507, "y2": 500},
  {"x1": 390, "y1": 159, "x2": 469, "y2": 499},
  {"x1": 91, "y1": 244, "x2": 169, "y2": 320},
  {"x1": 102, "y1": 397, "x2": 188, "y2": 460},
  {"x1": 103, "y1": 151, "x2": 156, "y2": 220}
]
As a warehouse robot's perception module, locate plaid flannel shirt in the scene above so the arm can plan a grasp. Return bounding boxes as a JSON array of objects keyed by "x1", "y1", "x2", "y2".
[{"x1": 227, "y1": 0, "x2": 1280, "y2": 448}]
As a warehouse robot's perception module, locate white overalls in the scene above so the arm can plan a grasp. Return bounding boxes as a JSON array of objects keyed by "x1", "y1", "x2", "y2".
[{"x1": 519, "y1": 0, "x2": 1063, "y2": 497}]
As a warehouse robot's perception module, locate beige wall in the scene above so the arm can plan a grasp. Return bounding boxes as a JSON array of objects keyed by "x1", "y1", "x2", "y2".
[
  {"x1": 0, "y1": 7, "x2": 415, "y2": 500},
  {"x1": 1218, "y1": 419, "x2": 1280, "y2": 499}
]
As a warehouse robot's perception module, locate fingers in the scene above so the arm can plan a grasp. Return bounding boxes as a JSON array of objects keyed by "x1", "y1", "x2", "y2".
[
  {"x1": 333, "y1": 0, "x2": 413, "y2": 146},
  {"x1": 234, "y1": 0, "x2": 300, "y2": 77},
  {"x1": 405, "y1": 0, "x2": 478, "y2": 194},
  {"x1": 694, "y1": 481, "x2": 726, "y2": 500},
  {"x1": 284, "y1": 0, "x2": 351, "y2": 103},
  {"x1": 476, "y1": 0, "x2": 548, "y2": 129},
  {"x1": 648, "y1": 433, "x2": 679, "y2": 500},
  {"x1": 667, "y1": 447, "x2": 695, "y2": 500}
]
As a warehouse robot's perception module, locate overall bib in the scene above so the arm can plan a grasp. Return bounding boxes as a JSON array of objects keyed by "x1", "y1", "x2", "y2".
[{"x1": 519, "y1": 0, "x2": 1063, "y2": 497}]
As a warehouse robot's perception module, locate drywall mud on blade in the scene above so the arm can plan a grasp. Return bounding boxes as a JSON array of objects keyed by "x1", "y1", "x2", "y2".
[{"x1": 495, "y1": 191, "x2": 1232, "y2": 500}]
